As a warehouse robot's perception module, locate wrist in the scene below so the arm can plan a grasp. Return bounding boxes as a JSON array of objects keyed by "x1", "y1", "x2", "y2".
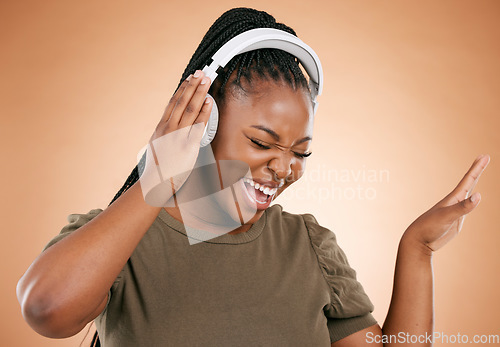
[{"x1": 399, "y1": 230, "x2": 434, "y2": 261}]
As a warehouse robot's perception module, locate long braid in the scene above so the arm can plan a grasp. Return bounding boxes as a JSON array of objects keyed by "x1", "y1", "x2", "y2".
[{"x1": 96, "y1": 7, "x2": 310, "y2": 346}]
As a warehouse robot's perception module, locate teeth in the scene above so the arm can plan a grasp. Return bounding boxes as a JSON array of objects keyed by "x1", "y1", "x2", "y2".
[{"x1": 242, "y1": 178, "x2": 278, "y2": 196}]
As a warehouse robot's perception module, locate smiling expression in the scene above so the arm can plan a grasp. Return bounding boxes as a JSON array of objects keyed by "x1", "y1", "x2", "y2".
[{"x1": 209, "y1": 75, "x2": 314, "y2": 231}]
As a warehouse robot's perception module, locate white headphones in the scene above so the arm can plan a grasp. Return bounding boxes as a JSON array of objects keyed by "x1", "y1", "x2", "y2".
[{"x1": 199, "y1": 28, "x2": 323, "y2": 147}]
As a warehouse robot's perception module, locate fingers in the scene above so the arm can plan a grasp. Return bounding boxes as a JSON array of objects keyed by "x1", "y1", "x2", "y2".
[
  {"x1": 179, "y1": 76, "x2": 212, "y2": 128},
  {"x1": 452, "y1": 154, "x2": 490, "y2": 200},
  {"x1": 170, "y1": 70, "x2": 211, "y2": 127},
  {"x1": 186, "y1": 96, "x2": 213, "y2": 141},
  {"x1": 195, "y1": 96, "x2": 213, "y2": 126},
  {"x1": 425, "y1": 192, "x2": 480, "y2": 251},
  {"x1": 464, "y1": 155, "x2": 490, "y2": 198},
  {"x1": 442, "y1": 191, "x2": 481, "y2": 223},
  {"x1": 160, "y1": 78, "x2": 190, "y2": 123},
  {"x1": 434, "y1": 154, "x2": 490, "y2": 209}
]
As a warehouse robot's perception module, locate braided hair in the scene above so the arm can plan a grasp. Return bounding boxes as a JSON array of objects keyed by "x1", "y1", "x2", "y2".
[{"x1": 91, "y1": 8, "x2": 310, "y2": 346}]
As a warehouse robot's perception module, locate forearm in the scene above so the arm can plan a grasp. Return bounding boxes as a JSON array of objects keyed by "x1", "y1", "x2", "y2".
[
  {"x1": 334, "y1": 155, "x2": 489, "y2": 347},
  {"x1": 382, "y1": 233, "x2": 434, "y2": 346},
  {"x1": 17, "y1": 181, "x2": 163, "y2": 337}
]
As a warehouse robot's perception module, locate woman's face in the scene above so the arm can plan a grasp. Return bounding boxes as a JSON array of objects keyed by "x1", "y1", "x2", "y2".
[{"x1": 210, "y1": 76, "x2": 314, "y2": 230}]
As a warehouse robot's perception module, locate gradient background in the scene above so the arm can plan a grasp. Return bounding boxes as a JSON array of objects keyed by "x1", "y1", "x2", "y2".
[{"x1": 1, "y1": 0, "x2": 499, "y2": 346}]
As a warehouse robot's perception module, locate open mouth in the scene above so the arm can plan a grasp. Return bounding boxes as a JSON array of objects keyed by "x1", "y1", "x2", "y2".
[{"x1": 240, "y1": 177, "x2": 278, "y2": 208}]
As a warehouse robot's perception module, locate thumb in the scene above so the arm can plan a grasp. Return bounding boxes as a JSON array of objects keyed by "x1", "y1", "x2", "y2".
[{"x1": 442, "y1": 192, "x2": 481, "y2": 222}]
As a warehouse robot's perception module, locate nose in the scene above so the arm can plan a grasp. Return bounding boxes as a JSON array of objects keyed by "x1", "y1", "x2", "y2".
[{"x1": 267, "y1": 153, "x2": 294, "y2": 182}]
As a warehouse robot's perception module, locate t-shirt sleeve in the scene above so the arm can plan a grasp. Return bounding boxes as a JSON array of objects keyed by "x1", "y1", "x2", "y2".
[
  {"x1": 302, "y1": 213, "x2": 377, "y2": 343},
  {"x1": 43, "y1": 208, "x2": 104, "y2": 251}
]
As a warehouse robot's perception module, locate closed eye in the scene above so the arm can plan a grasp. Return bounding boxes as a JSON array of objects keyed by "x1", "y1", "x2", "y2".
[
  {"x1": 249, "y1": 138, "x2": 272, "y2": 149},
  {"x1": 293, "y1": 151, "x2": 312, "y2": 158},
  {"x1": 248, "y1": 136, "x2": 312, "y2": 158}
]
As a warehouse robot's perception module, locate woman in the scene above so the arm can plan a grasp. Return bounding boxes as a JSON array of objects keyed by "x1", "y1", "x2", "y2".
[{"x1": 17, "y1": 7, "x2": 490, "y2": 346}]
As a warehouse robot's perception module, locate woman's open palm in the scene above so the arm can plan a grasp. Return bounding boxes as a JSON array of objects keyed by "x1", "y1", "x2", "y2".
[{"x1": 405, "y1": 154, "x2": 490, "y2": 252}]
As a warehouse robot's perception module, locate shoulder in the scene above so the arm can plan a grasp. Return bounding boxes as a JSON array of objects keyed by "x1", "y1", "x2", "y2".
[
  {"x1": 63, "y1": 209, "x2": 103, "y2": 230},
  {"x1": 44, "y1": 208, "x2": 103, "y2": 251},
  {"x1": 268, "y1": 205, "x2": 374, "y2": 319},
  {"x1": 264, "y1": 205, "x2": 344, "y2": 264},
  {"x1": 265, "y1": 203, "x2": 322, "y2": 230},
  {"x1": 266, "y1": 204, "x2": 335, "y2": 243}
]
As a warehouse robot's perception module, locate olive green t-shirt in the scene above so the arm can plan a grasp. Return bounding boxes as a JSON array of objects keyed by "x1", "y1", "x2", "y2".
[{"x1": 45, "y1": 204, "x2": 376, "y2": 346}]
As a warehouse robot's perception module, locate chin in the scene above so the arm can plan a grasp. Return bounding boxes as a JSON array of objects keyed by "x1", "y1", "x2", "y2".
[{"x1": 218, "y1": 176, "x2": 288, "y2": 228}]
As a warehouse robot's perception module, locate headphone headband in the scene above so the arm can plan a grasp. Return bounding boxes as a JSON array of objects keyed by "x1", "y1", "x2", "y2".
[
  {"x1": 201, "y1": 28, "x2": 323, "y2": 114},
  {"x1": 199, "y1": 28, "x2": 323, "y2": 147}
]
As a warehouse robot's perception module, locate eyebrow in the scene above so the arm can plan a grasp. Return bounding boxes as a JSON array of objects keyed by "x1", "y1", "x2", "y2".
[{"x1": 250, "y1": 125, "x2": 312, "y2": 145}]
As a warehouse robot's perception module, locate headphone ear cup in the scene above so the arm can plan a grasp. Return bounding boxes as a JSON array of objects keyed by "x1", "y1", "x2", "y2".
[{"x1": 200, "y1": 94, "x2": 219, "y2": 147}]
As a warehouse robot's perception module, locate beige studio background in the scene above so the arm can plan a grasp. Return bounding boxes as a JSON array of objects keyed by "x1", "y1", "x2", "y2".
[{"x1": 1, "y1": 0, "x2": 499, "y2": 346}]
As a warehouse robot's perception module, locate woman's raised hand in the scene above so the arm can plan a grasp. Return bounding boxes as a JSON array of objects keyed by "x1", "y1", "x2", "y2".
[
  {"x1": 140, "y1": 70, "x2": 213, "y2": 207},
  {"x1": 150, "y1": 70, "x2": 212, "y2": 145},
  {"x1": 403, "y1": 155, "x2": 490, "y2": 253}
]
